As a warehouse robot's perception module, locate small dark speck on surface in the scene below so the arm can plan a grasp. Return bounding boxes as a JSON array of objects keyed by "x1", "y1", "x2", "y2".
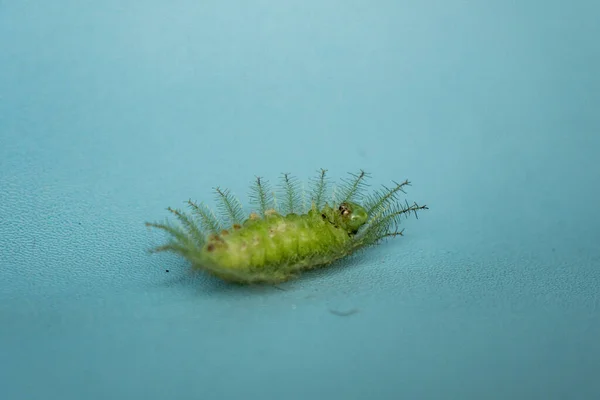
[
  {"x1": 165, "y1": 270, "x2": 169, "y2": 273},
  {"x1": 329, "y1": 308, "x2": 359, "y2": 317}
]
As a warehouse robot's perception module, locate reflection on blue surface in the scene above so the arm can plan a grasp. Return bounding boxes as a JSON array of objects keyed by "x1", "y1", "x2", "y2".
[{"x1": 1, "y1": 1, "x2": 599, "y2": 399}]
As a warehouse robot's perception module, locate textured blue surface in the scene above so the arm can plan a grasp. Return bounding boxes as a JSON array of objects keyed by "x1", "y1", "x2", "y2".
[{"x1": 1, "y1": 1, "x2": 600, "y2": 399}]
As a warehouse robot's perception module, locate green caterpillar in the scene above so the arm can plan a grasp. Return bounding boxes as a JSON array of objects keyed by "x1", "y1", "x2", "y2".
[{"x1": 145, "y1": 169, "x2": 428, "y2": 284}]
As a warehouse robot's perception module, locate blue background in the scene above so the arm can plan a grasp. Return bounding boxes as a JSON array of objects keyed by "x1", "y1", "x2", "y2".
[{"x1": 1, "y1": 1, "x2": 599, "y2": 399}]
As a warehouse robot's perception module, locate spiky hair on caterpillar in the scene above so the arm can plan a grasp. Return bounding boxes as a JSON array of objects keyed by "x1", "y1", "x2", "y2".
[{"x1": 145, "y1": 169, "x2": 428, "y2": 284}]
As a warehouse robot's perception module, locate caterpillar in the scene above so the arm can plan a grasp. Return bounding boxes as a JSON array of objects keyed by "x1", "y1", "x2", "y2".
[{"x1": 145, "y1": 169, "x2": 428, "y2": 284}]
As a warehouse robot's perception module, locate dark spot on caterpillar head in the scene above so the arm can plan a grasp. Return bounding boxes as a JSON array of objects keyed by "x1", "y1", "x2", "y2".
[
  {"x1": 233, "y1": 224, "x2": 242, "y2": 230},
  {"x1": 339, "y1": 203, "x2": 351, "y2": 216},
  {"x1": 207, "y1": 244, "x2": 215, "y2": 252},
  {"x1": 221, "y1": 229, "x2": 229, "y2": 236},
  {"x1": 321, "y1": 213, "x2": 327, "y2": 219}
]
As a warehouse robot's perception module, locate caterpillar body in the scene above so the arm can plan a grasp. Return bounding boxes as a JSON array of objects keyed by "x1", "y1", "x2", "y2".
[{"x1": 145, "y1": 169, "x2": 428, "y2": 284}]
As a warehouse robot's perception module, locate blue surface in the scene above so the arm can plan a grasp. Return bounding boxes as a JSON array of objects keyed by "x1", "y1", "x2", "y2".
[{"x1": 1, "y1": 1, "x2": 599, "y2": 399}]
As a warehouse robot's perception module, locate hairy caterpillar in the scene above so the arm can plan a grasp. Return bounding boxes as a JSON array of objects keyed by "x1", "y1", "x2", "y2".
[{"x1": 145, "y1": 169, "x2": 428, "y2": 284}]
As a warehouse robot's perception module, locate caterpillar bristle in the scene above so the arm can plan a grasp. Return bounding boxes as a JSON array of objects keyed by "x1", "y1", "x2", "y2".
[
  {"x1": 214, "y1": 187, "x2": 245, "y2": 226},
  {"x1": 186, "y1": 199, "x2": 221, "y2": 235},
  {"x1": 355, "y1": 200, "x2": 428, "y2": 246},
  {"x1": 277, "y1": 173, "x2": 303, "y2": 215},
  {"x1": 249, "y1": 176, "x2": 274, "y2": 217},
  {"x1": 309, "y1": 168, "x2": 329, "y2": 211},
  {"x1": 363, "y1": 179, "x2": 410, "y2": 218},
  {"x1": 166, "y1": 207, "x2": 204, "y2": 246},
  {"x1": 338, "y1": 170, "x2": 370, "y2": 203},
  {"x1": 145, "y1": 221, "x2": 190, "y2": 246}
]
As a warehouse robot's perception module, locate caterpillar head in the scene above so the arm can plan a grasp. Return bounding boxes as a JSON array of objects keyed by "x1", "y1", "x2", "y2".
[
  {"x1": 318, "y1": 201, "x2": 368, "y2": 234},
  {"x1": 338, "y1": 201, "x2": 368, "y2": 233}
]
